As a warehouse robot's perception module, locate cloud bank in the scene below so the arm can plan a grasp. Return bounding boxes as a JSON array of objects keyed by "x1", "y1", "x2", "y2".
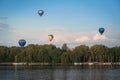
[
  {"x1": 36, "y1": 27, "x2": 120, "y2": 48},
  {"x1": 0, "y1": 26, "x2": 120, "y2": 48}
]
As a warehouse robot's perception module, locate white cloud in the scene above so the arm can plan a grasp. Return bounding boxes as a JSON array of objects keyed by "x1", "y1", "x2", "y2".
[
  {"x1": 1, "y1": 26, "x2": 120, "y2": 48},
  {"x1": 75, "y1": 36, "x2": 90, "y2": 42},
  {"x1": 93, "y1": 33, "x2": 108, "y2": 41},
  {"x1": 42, "y1": 27, "x2": 120, "y2": 47},
  {"x1": 44, "y1": 27, "x2": 72, "y2": 43}
]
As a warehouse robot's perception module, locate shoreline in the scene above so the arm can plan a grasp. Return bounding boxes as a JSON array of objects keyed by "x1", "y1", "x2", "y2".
[{"x1": 0, "y1": 62, "x2": 120, "y2": 66}]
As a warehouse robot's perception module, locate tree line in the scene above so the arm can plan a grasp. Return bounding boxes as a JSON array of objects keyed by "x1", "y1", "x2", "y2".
[{"x1": 0, "y1": 43, "x2": 120, "y2": 64}]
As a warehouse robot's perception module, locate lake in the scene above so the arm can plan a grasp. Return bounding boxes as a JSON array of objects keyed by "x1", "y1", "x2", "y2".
[{"x1": 0, "y1": 65, "x2": 120, "y2": 80}]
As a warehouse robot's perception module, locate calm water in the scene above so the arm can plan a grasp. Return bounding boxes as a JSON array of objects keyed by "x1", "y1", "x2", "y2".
[{"x1": 0, "y1": 65, "x2": 120, "y2": 80}]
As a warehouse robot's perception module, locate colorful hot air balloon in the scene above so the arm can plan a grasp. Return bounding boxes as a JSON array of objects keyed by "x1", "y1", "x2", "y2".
[
  {"x1": 38, "y1": 10, "x2": 44, "y2": 16},
  {"x1": 48, "y1": 34, "x2": 54, "y2": 42},
  {"x1": 99, "y1": 27, "x2": 105, "y2": 35},
  {"x1": 18, "y1": 39, "x2": 26, "y2": 47}
]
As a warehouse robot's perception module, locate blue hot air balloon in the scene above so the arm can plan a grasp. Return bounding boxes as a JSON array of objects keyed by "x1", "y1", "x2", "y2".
[
  {"x1": 99, "y1": 27, "x2": 105, "y2": 35},
  {"x1": 18, "y1": 39, "x2": 26, "y2": 47}
]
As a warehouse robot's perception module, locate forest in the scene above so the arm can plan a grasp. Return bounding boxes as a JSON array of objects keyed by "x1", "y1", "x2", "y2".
[{"x1": 0, "y1": 43, "x2": 120, "y2": 64}]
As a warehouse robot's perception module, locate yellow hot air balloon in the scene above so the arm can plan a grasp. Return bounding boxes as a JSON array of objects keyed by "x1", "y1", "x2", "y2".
[{"x1": 48, "y1": 34, "x2": 54, "y2": 41}]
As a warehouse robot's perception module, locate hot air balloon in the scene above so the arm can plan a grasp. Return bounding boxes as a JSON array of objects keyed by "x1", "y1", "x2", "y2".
[
  {"x1": 99, "y1": 27, "x2": 105, "y2": 35},
  {"x1": 38, "y1": 10, "x2": 44, "y2": 16},
  {"x1": 48, "y1": 34, "x2": 54, "y2": 42},
  {"x1": 18, "y1": 39, "x2": 26, "y2": 47}
]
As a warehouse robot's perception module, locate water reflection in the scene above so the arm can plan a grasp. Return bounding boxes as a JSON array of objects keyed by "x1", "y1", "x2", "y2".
[{"x1": 0, "y1": 65, "x2": 120, "y2": 80}]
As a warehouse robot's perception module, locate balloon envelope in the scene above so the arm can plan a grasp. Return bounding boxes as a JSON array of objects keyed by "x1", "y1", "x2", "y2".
[
  {"x1": 38, "y1": 10, "x2": 44, "y2": 16},
  {"x1": 48, "y1": 34, "x2": 54, "y2": 41},
  {"x1": 99, "y1": 28, "x2": 105, "y2": 35},
  {"x1": 18, "y1": 39, "x2": 26, "y2": 47}
]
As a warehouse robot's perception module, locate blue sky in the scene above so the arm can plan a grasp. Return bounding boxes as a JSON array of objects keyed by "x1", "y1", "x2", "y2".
[{"x1": 0, "y1": 0, "x2": 120, "y2": 48}]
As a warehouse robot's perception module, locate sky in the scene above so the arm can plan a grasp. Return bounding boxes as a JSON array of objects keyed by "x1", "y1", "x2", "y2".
[{"x1": 0, "y1": 0, "x2": 120, "y2": 48}]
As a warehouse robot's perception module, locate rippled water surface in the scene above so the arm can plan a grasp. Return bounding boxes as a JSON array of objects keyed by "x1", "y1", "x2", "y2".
[{"x1": 0, "y1": 65, "x2": 120, "y2": 80}]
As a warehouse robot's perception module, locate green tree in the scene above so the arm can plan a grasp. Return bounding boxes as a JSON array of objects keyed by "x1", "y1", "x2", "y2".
[
  {"x1": 61, "y1": 52, "x2": 70, "y2": 64},
  {"x1": 62, "y1": 43, "x2": 69, "y2": 52},
  {"x1": 50, "y1": 48, "x2": 62, "y2": 63},
  {"x1": 90, "y1": 44, "x2": 109, "y2": 62},
  {"x1": 73, "y1": 45, "x2": 90, "y2": 62},
  {"x1": 0, "y1": 46, "x2": 8, "y2": 62},
  {"x1": 6, "y1": 46, "x2": 20, "y2": 62},
  {"x1": 109, "y1": 46, "x2": 120, "y2": 62}
]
